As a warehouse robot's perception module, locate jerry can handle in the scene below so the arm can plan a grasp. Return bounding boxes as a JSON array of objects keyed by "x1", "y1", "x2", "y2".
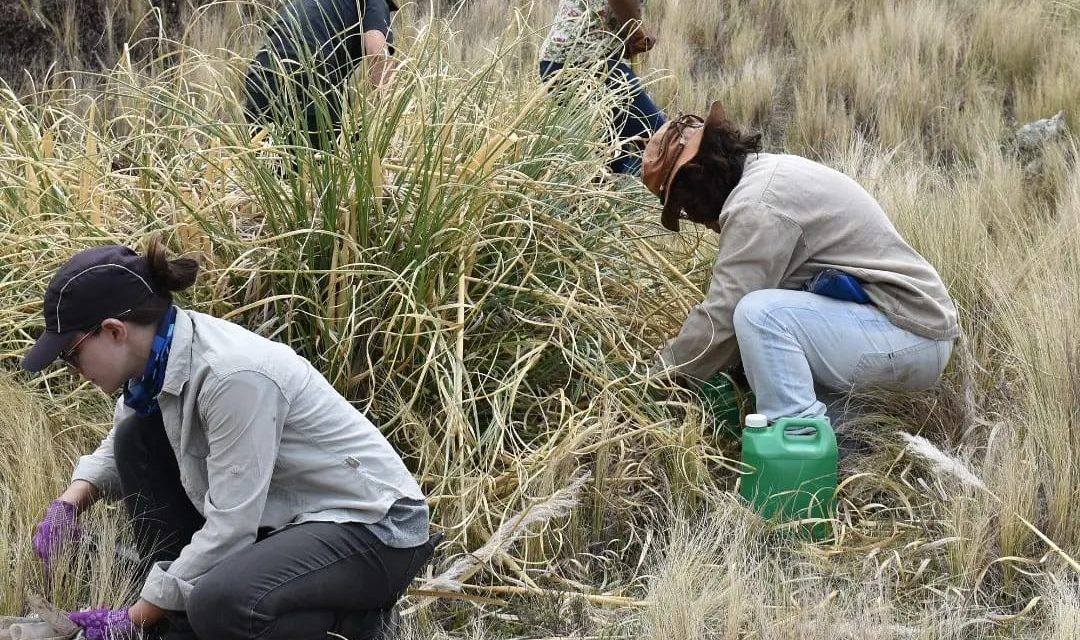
[{"x1": 779, "y1": 417, "x2": 829, "y2": 439}]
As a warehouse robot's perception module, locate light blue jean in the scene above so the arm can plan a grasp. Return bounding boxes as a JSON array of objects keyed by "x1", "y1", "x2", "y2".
[{"x1": 732, "y1": 290, "x2": 953, "y2": 421}]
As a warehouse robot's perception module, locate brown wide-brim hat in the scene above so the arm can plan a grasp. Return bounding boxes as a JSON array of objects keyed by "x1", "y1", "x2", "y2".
[{"x1": 642, "y1": 101, "x2": 727, "y2": 231}]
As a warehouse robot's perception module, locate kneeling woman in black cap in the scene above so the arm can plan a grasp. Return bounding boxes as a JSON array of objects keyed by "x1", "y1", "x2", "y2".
[{"x1": 23, "y1": 238, "x2": 436, "y2": 640}]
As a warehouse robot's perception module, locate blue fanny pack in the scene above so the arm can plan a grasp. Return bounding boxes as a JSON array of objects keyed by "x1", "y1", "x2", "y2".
[{"x1": 804, "y1": 269, "x2": 871, "y2": 304}]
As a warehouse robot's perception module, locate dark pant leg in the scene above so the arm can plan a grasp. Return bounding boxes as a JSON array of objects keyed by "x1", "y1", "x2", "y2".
[
  {"x1": 156, "y1": 614, "x2": 200, "y2": 640},
  {"x1": 186, "y1": 522, "x2": 436, "y2": 640},
  {"x1": 538, "y1": 59, "x2": 563, "y2": 81},
  {"x1": 244, "y1": 7, "x2": 355, "y2": 151},
  {"x1": 113, "y1": 413, "x2": 205, "y2": 566},
  {"x1": 605, "y1": 60, "x2": 666, "y2": 174},
  {"x1": 333, "y1": 609, "x2": 399, "y2": 640},
  {"x1": 113, "y1": 413, "x2": 205, "y2": 640},
  {"x1": 539, "y1": 59, "x2": 666, "y2": 175},
  {"x1": 606, "y1": 60, "x2": 666, "y2": 138}
]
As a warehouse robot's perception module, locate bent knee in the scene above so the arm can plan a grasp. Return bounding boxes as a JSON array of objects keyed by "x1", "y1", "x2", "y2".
[
  {"x1": 188, "y1": 570, "x2": 245, "y2": 640},
  {"x1": 733, "y1": 289, "x2": 785, "y2": 334}
]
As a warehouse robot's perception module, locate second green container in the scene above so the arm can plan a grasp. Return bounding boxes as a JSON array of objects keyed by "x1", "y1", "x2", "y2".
[{"x1": 698, "y1": 373, "x2": 755, "y2": 439}]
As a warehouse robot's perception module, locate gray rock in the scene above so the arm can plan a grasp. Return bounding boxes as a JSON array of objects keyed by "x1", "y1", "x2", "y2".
[
  {"x1": 0, "y1": 617, "x2": 77, "y2": 640},
  {"x1": 25, "y1": 596, "x2": 78, "y2": 637},
  {"x1": 1016, "y1": 111, "x2": 1068, "y2": 153}
]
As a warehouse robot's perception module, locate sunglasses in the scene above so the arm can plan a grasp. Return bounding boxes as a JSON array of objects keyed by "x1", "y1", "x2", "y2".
[
  {"x1": 58, "y1": 326, "x2": 101, "y2": 370},
  {"x1": 57, "y1": 308, "x2": 133, "y2": 370}
]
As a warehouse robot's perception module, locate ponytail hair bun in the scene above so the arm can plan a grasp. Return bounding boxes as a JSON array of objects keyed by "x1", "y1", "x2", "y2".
[{"x1": 145, "y1": 234, "x2": 200, "y2": 293}]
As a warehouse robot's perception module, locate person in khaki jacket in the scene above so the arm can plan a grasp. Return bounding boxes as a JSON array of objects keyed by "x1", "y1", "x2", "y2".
[
  {"x1": 22, "y1": 239, "x2": 436, "y2": 640},
  {"x1": 642, "y1": 102, "x2": 959, "y2": 422}
]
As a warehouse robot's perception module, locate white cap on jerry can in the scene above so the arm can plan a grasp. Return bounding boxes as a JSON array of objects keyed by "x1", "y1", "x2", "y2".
[{"x1": 745, "y1": 414, "x2": 768, "y2": 429}]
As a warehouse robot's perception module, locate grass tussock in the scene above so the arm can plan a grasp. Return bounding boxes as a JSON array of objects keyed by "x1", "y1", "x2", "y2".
[{"x1": 0, "y1": 1, "x2": 1077, "y2": 638}]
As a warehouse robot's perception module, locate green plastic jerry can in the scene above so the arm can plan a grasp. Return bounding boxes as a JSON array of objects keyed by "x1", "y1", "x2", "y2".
[
  {"x1": 740, "y1": 414, "x2": 837, "y2": 540},
  {"x1": 698, "y1": 373, "x2": 755, "y2": 439}
]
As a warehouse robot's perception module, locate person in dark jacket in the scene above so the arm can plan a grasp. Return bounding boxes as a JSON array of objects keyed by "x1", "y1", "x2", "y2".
[{"x1": 244, "y1": 0, "x2": 399, "y2": 150}]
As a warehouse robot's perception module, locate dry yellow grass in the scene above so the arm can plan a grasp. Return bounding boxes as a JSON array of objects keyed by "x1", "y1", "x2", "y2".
[{"x1": 0, "y1": 0, "x2": 1077, "y2": 638}]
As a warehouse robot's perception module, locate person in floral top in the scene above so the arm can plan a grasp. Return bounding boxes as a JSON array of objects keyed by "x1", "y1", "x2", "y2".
[{"x1": 539, "y1": 0, "x2": 667, "y2": 175}]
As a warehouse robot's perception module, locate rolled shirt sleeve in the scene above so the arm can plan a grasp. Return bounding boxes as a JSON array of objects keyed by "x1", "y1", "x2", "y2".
[
  {"x1": 140, "y1": 370, "x2": 287, "y2": 610},
  {"x1": 659, "y1": 205, "x2": 806, "y2": 384}
]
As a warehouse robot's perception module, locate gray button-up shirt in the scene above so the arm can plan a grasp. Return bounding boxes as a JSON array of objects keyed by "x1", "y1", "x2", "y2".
[{"x1": 72, "y1": 309, "x2": 427, "y2": 611}]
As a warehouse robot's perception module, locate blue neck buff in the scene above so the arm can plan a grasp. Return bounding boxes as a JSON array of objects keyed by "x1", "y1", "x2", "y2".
[{"x1": 123, "y1": 305, "x2": 178, "y2": 416}]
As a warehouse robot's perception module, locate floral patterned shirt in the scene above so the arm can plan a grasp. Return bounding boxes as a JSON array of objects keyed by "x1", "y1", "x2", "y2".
[{"x1": 539, "y1": 0, "x2": 640, "y2": 64}]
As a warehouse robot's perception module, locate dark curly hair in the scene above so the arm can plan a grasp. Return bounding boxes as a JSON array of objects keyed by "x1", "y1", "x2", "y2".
[{"x1": 668, "y1": 112, "x2": 762, "y2": 225}]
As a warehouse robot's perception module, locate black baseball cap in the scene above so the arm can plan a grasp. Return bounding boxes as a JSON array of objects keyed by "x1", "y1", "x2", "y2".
[{"x1": 22, "y1": 245, "x2": 161, "y2": 372}]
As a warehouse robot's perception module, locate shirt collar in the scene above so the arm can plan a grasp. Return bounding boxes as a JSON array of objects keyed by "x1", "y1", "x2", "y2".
[{"x1": 160, "y1": 308, "x2": 192, "y2": 396}]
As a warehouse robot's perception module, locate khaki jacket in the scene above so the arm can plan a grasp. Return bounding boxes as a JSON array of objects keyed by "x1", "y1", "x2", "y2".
[
  {"x1": 659, "y1": 152, "x2": 959, "y2": 383},
  {"x1": 72, "y1": 310, "x2": 425, "y2": 610}
]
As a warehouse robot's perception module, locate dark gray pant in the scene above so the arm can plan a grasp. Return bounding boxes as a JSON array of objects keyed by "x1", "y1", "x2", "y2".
[{"x1": 114, "y1": 413, "x2": 435, "y2": 640}]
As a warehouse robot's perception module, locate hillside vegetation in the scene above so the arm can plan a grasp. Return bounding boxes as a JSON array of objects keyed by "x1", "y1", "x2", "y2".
[{"x1": 0, "y1": 1, "x2": 1078, "y2": 637}]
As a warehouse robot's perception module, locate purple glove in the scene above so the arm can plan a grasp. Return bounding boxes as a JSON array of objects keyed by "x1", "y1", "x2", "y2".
[
  {"x1": 33, "y1": 499, "x2": 82, "y2": 569},
  {"x1": 68, "y1": 608, "x2": 135, "y2": 640}
]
